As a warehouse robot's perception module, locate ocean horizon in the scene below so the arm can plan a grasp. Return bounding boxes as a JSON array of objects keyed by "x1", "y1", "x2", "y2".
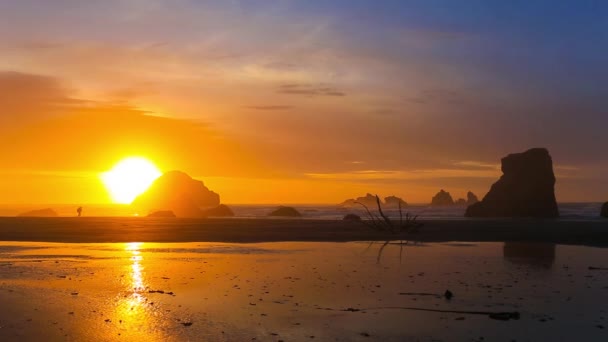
[{"x1": 1, "y1": 202, "x2": 604, "y2": 220}]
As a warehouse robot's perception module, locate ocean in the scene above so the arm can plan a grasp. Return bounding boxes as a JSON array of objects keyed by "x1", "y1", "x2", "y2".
[
  {"x1": 230, "y1": 202, "x2": 606, "y2": 220},
  {"x1": 0, "y1": 202, "x2": 604, "y2": 220}
]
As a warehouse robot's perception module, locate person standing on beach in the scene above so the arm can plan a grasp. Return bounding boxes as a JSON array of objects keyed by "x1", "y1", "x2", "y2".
[{"x1": 77, "y1": 206, "x2": 82, "y2": 217}]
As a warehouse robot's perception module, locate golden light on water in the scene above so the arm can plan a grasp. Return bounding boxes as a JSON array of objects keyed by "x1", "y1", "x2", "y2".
[
  {"x1": 115, "y1": 242, "x2": 147, "y2": 320},
  {"x1": 109, "y1": 242, "x2": 168, "y2": 340},
  {"x1": 127, "y1": 242, "x2": 145, "y2": 293}
]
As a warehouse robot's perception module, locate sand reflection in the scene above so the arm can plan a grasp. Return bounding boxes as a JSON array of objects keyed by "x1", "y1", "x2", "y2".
[
  {"x1": 503, "y1": 242, "x2": 555, "y2": 269},
  {"x1": 109, "y1": 242, "x2": 169, "y2": 340},
  {"x1": 127, "y1": 242, "x2": 145, "y2": 293}
]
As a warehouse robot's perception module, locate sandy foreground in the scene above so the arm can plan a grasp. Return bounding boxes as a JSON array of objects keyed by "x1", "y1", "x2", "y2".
[
  {"x1": 0, "y1": 241, "x2": 607, "y2": 341},
  {"x1": 0, "y1": 217, "x2": 607, "y2": 246},
  {"x1": 1, "y1": 218, "x2": 607, "y2": 341}
]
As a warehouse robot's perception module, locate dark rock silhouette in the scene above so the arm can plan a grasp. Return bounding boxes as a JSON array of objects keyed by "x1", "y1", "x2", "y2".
[
  {"x1": 17, "y1": 208, "x2": 58, "y2": 217},
  {"x1": 431, "y1": 190, "x2": 454, "y2": 206},
  {"x1": 132, "y1": 170, "x2": 219, "y2": 218},
  {"x1": 343, "y1": 213, "x2": 362, "y2": 222},
  {"x1": 340, "y1": 193, "x2": 379, "y2": 207},
  {"x1": 203, "y1": 204, "x2": 235, "y2": 217},
  {"x1": 147, "y1": 210, "x2": 176, "y2": 218},
  {"x1": 601, "y1": 202, "x2": 608, "y2": 218},
  {"x1": 268, "y1": 206, "x2": 302, "y2": 217},
  {"x1": 455, "y1": 198, "x2": 466, "y2": 205},
  {"x1": 467, "y1": 191, "x2": 479, "y2": 205},
  {"x1": 465, "y1": 148, "x2": 559, "y2": 218},
  {"x1": 384, "y1": 195, "x2": 407, "y2": 207}
]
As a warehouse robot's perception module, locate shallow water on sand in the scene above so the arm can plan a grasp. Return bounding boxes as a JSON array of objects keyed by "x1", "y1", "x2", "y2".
[{"x1": 0, "y1": 241, "x2": 607, "y2": 341}]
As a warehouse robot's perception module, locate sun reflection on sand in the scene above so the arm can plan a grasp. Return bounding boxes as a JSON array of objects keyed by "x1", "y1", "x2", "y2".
[
  {"x1": 126, "y1": 242, "x2": 145, "y2": 293},
  {"x1": 110, "y1": 242, "x2": 167, "y2": 339}
]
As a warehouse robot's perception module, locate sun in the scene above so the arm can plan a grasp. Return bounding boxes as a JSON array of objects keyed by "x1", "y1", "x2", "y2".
[{"x1": 101, "y1": 157, "x2": 162, "y2": 204}]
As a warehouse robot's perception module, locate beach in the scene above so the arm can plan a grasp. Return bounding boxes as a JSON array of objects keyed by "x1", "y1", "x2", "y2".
[
  {"x1": 1, "y1": 217, "x2": 607, "y2": 341},
  {"x1": 0, "y1": 217, "x2": 607, "y2": 246},
  {"x1": 1, "y1": 240, "x2": 607, "y2": 341}
]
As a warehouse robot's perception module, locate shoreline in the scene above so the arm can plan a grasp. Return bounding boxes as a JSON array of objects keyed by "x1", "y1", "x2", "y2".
[{"x1": 0, "y1": 217, "x2": 607, "y2": 247}]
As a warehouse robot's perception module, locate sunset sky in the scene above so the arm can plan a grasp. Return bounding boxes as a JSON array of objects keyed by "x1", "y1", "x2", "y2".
[{"x1": 1, "y1": 0, "x2": 607, "y2": 204}]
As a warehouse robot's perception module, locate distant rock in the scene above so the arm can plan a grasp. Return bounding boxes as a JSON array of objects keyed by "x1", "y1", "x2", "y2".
[
  {"x1": 17, "y1": 208, "x2": 58, "y2": 217},
  {"x1": 431, "y1": 190, "x2": 455, "y2": 206},
  {"x1": 132, "y1": 170, "x2": 219, "y2": 218},
  {"x1": 340, "y1": 193, "x2": 379, "y2": 207},
  {"x1": 467, "y1": 191, "x2": 479, "y2": 205},
  {"x1": 384, "y1": 195, "x2": 407, "y2": 208},
  {"x1": 465, "y1": 148, "x2": 559, "y2": 218},
  {"x1": 455, "y1": 198, "x2": 466, "y2": 206},
  {"x1": 343, "y1": 213, "x2": 362, "y2": 222},
  {"x1": 147, "y1": 210, "x2": 176, "y2": 218},
  {"x1": 601, "y1": 202, "x2": 608, "y2": 218},
  {"x1": 203, "y1": 204, "x2": 235, "y2": 217},
  {"x1": 268, "y1": 206, "x2": 302, "y2": 217}
]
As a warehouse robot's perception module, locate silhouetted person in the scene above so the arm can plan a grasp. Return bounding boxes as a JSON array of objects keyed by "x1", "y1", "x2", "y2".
[{"x1": 77, "y1": 206, "x2": 82, "y2": 217}]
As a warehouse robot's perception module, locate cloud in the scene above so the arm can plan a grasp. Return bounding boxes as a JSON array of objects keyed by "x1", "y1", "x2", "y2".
[
  {"x1": 277, "y1": 84, "x2": 346, "y2": 97},
  {"x1": 452, "y1": 160, "x2": 500, "y2": 170},
  {"x1": 245, "y1": 105, "x2": 293, "y2": 111},
  {"x1": 0, "y1": 71, "x2": 265, "y2": 178},
  {"x1": 305, "y1": 168, "x2": 499, "y2": 181},
  {"x1": 406, "y1": 88, "x2": 467, "y2": 105},
  {"x1": 0, "y1": 71, "x2": 87, "y2": 125}
]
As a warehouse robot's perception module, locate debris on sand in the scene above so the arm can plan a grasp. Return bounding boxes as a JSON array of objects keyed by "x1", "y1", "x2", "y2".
[
  {"x1": 588, "y1": 266, "x2": 608, "y2": 271},
  {"x1": 342, "y1": 306, "x2": 520, "y2": 321},
  {"x1": 444, "y1": 290, "x2": 454, "y2": 300}
]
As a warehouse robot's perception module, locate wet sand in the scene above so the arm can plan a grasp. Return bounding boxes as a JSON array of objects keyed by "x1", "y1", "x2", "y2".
[
  {"x1": 0, "y1": 241, "x2": 607, "y2": 341},
  {"x1": 0, "y1": 217, "x2": 607, "y2": 246}
]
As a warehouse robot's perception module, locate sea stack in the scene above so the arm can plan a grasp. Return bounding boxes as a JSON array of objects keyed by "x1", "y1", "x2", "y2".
[
  {"x1": 339, "y1": 193, "x2": 379, "y2": 207},
  {"x1": 132, "y1": 170, "x2": 220, "y2": 217},
  {"x1": 455, "y1": 198, "x2": 466, "y2": 205},
  {"x1": 431, "y1": 189, "x2": 454, "y2": 206},
  {"x1": 268, "y1": 206, "x2": 302, "y2": 217},
  {"x1": 467, "y1": 191, "x2": 479, "y2": 205},
  {"x1": 601, "y1": 202, "x2": 608, "y2": 218},
  {"x1": 384, "y1": 195, "x2": 407, "y2": 207},
  {"x1": 203, "y1": 204, "x2": 235, "y2": 217},
  {"x1": 465, "y1": 148, "x2": 559, "y2": 218}
]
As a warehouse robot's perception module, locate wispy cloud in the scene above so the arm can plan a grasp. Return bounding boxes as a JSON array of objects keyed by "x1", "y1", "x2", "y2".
[
  {"x1": 245, "y1": 105, "x2": 293, "y2": 111},
  {"x1": 306, "y1": 168, "x2": 499, "y2": 181},
  {"x1": 452, "y1": 160, "x2": 500, "y2": 170},
  {"x1": 277, "y1": 84, "x2": 346, "y2": 97}
]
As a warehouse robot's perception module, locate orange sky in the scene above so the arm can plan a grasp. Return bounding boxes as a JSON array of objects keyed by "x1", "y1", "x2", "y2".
[{"x1": 1, "y1": 2, "x2": 607, "y2": 205}]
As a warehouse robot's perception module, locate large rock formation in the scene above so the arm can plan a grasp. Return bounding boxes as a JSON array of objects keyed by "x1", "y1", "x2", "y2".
[
  {"x1": 268, "y1": 206, "x2": 302, "y2": 217},
  {"x1": 17, "y1": 208, "x2": 58, "y2": 217},
  {"x1": 465, "y1": 148, "x2": 559, "y2": 218},
  {"x1": 132, "y1": 170, "x2": 220, "y2": 218},
  {"x1": 467, "y1": 191, "x2": 479, "y2": 205},
  {"x1": 147, "y1": 210, "x2": 176, "y2": 218},
  {"x1": 601, "y1": 202, "x2": 608, "y2": 218},
  {"x1": 339, "y1": 193, "x2": 379, "y2": 207},
  {"x1": 203, "y1": 204, "x2": 235, "y2": 217},
  {"x1": 384, "y1": 195, "x2": 407, "y2": 208},
  {"x1": 431, "y1": 190, "x2": 455, "y2": 206}
]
